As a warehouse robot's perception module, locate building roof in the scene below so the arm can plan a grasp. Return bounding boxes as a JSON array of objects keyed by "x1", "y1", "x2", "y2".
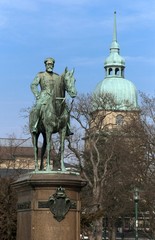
[
  {"x1": 0, "y1": 137, "x2": 37, "y2": 160},
  {"x1": 95, "y1": 77, "x2": 138, "y2": 111},
  {"x1": 0, "y1": 137, "x2": 33, "y2": 147},
  {"x1": 0, "y1": 137, "x2": 42, "y2": 148}
]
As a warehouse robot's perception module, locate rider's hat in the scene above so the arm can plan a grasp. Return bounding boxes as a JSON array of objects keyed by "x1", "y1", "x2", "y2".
[{"x1": 44, "y1": 57, "x2": 55, "y2": 64}]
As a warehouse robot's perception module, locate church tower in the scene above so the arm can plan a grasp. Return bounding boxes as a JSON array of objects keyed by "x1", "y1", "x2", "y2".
[{"x1": 93, "y1": 12, "x2": 139, "y2": 130}]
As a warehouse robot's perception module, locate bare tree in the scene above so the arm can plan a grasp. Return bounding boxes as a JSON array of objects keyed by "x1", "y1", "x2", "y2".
[
  {"x1": 0, "y1": 177, "x2": 17, "y2": 240},
  {"x1": 67, "y1": 93, "x2": 154, "y2": 240},
  {"x1": 0, "y1": 135, "x2": 34, "y2": 239},
  {"x1": 137, "y1": 92, "x2": 155, "y2": 239}
]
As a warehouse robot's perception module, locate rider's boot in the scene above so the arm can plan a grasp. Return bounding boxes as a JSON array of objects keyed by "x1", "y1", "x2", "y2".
[{"x1": 32, "y1": 118, "x2": 39, "y2": 133}]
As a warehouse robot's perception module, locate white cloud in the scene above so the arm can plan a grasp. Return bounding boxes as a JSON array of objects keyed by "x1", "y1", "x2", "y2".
[
  {"x1": 0, "y1": 14, "x2": 9, "y2": 28},
  {"x1": 0, "y1": 0, "x2": 38, "y2": 11},
  {"x1": 125, "y1": 56, "x2": 155, "y2": 65},
  {"x1": 118, "y1": 1, "x2": 155, "y2": 30},
  {"x1": 37, "y1": 0, "x2": 95, "y2": 6},
  {"x1": 71, "y1": 56, "x2": 104, "y2": 67}
]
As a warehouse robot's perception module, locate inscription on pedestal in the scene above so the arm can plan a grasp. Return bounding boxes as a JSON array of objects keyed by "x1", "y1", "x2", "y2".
[
  {"x1": 38, "y1": 200, "x2": 76, "y2": 209},
  {"x1": 38, "y1": 201, "x2": 49, "y2": 208},
  {"x1": 17, "y1": 201, "x2": 31, "y2": 210}
]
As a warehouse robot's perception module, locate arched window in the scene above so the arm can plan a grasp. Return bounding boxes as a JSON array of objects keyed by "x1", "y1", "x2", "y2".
[
  {"x1": 116, "y1": 114, "x2": 124, "y2": 125},
  {"x1": 108, "y1": 68, "x2": 113, "y2": 75},
  {"x1": 115, "y1": 68, "x2": 120, "y2": 76}
]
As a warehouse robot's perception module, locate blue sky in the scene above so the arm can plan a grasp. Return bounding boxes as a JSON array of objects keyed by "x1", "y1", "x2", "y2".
[{"x1": 0, "y1": 0, "x2": 155, "y2": 138}]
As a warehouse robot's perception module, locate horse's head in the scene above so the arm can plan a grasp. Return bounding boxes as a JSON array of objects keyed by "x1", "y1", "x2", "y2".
[{"x1": 63, "y1": 67, "x2": 77, "y2": 98}]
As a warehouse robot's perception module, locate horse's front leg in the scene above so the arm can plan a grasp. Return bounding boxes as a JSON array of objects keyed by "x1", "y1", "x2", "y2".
[
  {"x1": 46, "y1": 131, "x2": 52, "y2": 171},
  {"x1": 40, "y1": 133, "x2": 47, "y2": 170},
  {"x1": 60, "y1": 128, "x2": 66, "y2": 171}
]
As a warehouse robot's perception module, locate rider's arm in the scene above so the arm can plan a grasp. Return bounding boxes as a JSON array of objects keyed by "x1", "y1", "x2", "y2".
[{"x1": 30, "y1": 74, "x2": 41, "y2": 99}]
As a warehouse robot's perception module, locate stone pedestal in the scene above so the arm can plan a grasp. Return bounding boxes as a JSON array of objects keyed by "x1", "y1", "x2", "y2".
[{"x1": 12, "y1": 172, "x2": 86, "y2": 240}]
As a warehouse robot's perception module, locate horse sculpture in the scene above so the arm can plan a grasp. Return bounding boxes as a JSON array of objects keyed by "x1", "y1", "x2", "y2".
[{"x1": 29, "y1": 68, "x2": 77, "y2": 171}]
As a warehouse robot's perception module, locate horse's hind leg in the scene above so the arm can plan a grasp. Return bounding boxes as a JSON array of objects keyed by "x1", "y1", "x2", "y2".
[
  {"x1": 33, "y1": 133, "x2": 39, "y2": 171},
  {"x1": 40, "y1": 133, "x2": 47, "y2": 170}
]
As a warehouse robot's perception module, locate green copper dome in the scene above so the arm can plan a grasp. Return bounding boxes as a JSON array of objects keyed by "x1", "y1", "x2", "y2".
[
  {"x1": 94, "y1": 12, "x2": 139, "y2": 111},
  {"x1": 95, "y1": 77, "x2": 138, "y2": 110}
]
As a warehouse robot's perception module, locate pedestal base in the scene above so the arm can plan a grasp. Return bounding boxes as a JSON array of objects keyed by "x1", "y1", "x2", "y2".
[{"x1": 12, "y1": 172, "x2": 86, "y2": 240}]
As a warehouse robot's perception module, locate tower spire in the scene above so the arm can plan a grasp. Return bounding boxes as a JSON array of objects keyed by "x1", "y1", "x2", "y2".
[{"x1": 110, "y1": 11, "x2": 119, "y2": 52}]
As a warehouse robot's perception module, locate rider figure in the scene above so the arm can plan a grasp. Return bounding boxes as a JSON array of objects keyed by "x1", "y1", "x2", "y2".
[{"x1": 30, "y1": 57, "x2": 73, "y2": 136}]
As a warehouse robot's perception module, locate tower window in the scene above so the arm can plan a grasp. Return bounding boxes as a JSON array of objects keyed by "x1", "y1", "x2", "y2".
[
  {"x1": 115, "y1": 68, "x2": 120, "y2": 76},
  {"x1": 109, "y1": 68, "x2": 113, "y2": 75},
  {"x1": 116, "y1": 114, "x2": 124, "y2": 125}
]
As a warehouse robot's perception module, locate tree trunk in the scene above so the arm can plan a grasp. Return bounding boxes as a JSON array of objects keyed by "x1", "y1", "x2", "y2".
[
  {"x1": 111, "y1": 226, "x2": 116, "y2": 240},
  {"x1": 108, "y1": 222, "x2": 116, "y2": 240},
  {"x1": 95, "y1": 217, "x2": 103, "y2": 240},
  {"x1": 87, "y1": 230, "x2": 94, "y2": 240},
  {"x1": 87, "y1": 217, "x2": 103, "y2": 240},
  {"x1": 150, "y1": 213, "x2": 155, "y2": 240}
]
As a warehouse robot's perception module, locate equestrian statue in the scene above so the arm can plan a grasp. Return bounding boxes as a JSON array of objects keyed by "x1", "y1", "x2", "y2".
[{"x1": 29, "y1": 57, "x2": 77, "y2": 172}]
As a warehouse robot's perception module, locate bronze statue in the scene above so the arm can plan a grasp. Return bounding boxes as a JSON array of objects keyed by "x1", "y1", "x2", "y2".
[{"x1": 29, "y1": 58, "x2": 77, "y2": 172}]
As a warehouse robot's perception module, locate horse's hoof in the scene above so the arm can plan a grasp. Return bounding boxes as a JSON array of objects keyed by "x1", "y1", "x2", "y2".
[
  {"x1": 61, "y1": 167, "x2": 67, "y2": 172},
  {"x1": 46, "y1": 166, "x2": 51, "y2": 172}
]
